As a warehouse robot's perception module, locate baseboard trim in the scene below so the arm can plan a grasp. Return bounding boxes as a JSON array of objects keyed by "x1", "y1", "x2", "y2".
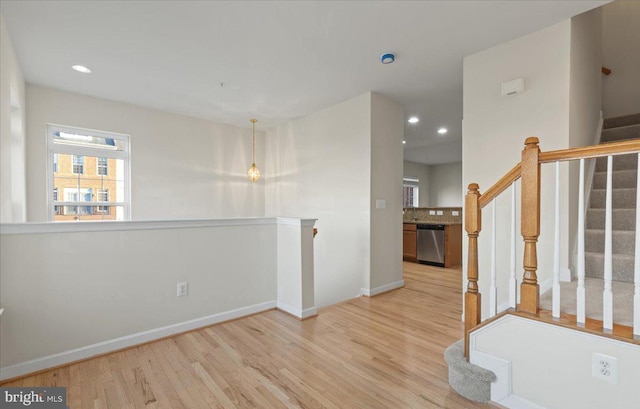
[
  {"x1": 496, "y1": 394, "x2": 548, "y2": 409},
  {"x1": 497, "y1": 278, "x2": 553, "y2": 314},
  {"x1": 0, "y1": 300, "x2": 276, "y2": 381},
  {"x1": 276, "y1": 300, "x2": 317, "y2": 319},
  {"x1": 539, "y1": 277, "x2": 553, "y2": 294},
  {"x1": 361, "y1": 280, "x2": 405, "y2": 297}
]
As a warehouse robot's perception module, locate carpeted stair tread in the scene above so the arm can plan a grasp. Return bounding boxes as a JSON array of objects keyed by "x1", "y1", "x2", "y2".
[
  {"x1": 603, "y1": 113, "x2": 640, "y2": 129},
  {"x1": 540, "y1": 278, "x2": 634, "y2": 326},
  {"x1": 585, "y1": 229, "x2": 635, "y2": 255},
  {"x1": 586, "y1": 208, "x2": 636, "y2": 230},
  {"x1": 595, "y1": 153, "x2": 638, "y2": 171},
  {"x1": 589, "y1": 188, "x2": 636, "y2": 209},
  {"x1": 585, "y1": 252, "x2": 634, "y2": 282},
  {"x1": 444, "y1": 339, "x2": 495, "y2": 403},
  {"x1": 600, "y1": 124, "x2": 640, "y2": 143},
  {"x1": 592, "y1": 170, "x2": 637, "y2": 189}
]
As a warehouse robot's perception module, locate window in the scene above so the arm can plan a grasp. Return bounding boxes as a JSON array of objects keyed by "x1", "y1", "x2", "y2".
[
  {"x1": 97, "y1": 157, "x2": 108, "y2": 176},
  {"x1": 53, "y1": 188, "x2": 62, "y2": 215},
  {"x1": 403, "y1": 178, "x2": 419, "y2": 208},
  {"x1": 97, "y1": 189, "x2": 109, "y2": 214},
  {"x1": 47, "y1": 125, "x2": 130, "y2": 221},
  {"x1": 64, "y1": 188, "x2": 94, "y2": 215},
  {"x1": 72, "y1": 155, "x2": 84, "y2": 174}
]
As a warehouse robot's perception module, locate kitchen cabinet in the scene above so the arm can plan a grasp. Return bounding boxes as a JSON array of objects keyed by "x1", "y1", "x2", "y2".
[
  {"x1": 444, "y1": 224, "x2": 462, "y2": 267},
  {"x1": 403, "y1": 223, "x2": 462, "y2": 267},
  {"x1": 403, "y1": 223, "x2": 417, "y2": 262}
]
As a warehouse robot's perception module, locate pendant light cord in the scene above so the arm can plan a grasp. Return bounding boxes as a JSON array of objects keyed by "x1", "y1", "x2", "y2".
[{"x1": 252, "y1": 120, "x2": 256, "y2": 165}]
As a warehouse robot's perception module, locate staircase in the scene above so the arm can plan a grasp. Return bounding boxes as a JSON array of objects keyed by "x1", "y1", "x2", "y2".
[
  {"x1": 449, "y1": 130, "x2": 640, "y2": 406},
  {"x1": 586, "y1": 113, "x2": 640, "y2": 283},
  {"x1": 539, "y1": 113, "x2": 640, "y2": 326}
]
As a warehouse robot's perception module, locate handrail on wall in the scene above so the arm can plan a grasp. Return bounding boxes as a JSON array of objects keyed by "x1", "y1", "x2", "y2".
[{"x1": 463, "y1": 137, "x2": 640, "y2": 358}]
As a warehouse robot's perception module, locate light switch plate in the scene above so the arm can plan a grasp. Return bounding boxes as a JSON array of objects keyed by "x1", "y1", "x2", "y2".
[
  {"x1": 375, "y1": 199, "x2": 386, "y2": 209},
  {"x1": 429, "y1": 210, "x2": 436, "y2": 215},
  {"x1": 177, "y1": 282, "x2": 189, "y2": 297}
]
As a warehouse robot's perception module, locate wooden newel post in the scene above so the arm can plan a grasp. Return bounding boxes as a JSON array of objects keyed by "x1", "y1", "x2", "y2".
[
  {"x1": 520, "y1": 137, "x2": 541, "y2": 314},
  {"x1": 464, "y1": 183, "x2": 482, "y2": 358}
]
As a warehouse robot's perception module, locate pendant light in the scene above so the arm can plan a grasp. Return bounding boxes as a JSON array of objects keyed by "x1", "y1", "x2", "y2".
[{"x1": 247, "y1": 119, "x2": 260, "y2": 182}]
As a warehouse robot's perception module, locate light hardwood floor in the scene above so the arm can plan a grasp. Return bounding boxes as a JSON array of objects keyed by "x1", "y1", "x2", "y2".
[{"x1": 3, "y1": 262, "x2": 495, "y2": 409}]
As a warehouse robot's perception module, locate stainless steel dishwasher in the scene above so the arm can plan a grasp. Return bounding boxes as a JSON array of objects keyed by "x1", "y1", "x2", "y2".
[{"x1": 417, "y1": 224, "x2": 445, "y2": 267}]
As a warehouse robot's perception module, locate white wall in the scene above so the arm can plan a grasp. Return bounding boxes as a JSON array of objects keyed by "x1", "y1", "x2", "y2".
[
  {"x1": 265, "y1": 93, "x2": 372, "y2": 307},
  {"x1": 569, "y1": 8, "x2": 603, "y2": 271},
  {"x1": 276, "y1": 219, "x2": 317, "y2": 318},
  {"x1": 403, "y1": 160, "x2": 430, "y2": 207},
  {"x1": 265, "y1": 92, "x2": 404, "y2": 306},
  {"x1": 429, "y1": 162, "x2": 463, "y2": 207},
  {"x1": 463, "y1": 21, "x2": 572, "y2": 318},
  {"x1": 25, "y1": 85, "x2": 265, "y2": 221},
  {"x1": 472, "y1": 315, "x2": 640, "y2": 409},
  {"x1": 602, "y1": 1, "x2": 640, "y2": 118},
  {"x1": 369, "y1": 93, "x2": 404, "y2": 290},
  {"x1": 0, "y1": 220, "x2": 278, "y2": 377},
  {"x1": 0, "y1": 13, "x2": 26, "y2": 223}
]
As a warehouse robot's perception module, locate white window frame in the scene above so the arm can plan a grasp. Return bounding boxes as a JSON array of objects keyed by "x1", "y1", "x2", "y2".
[{"x1": 47, "y1": 124, "x2": 131, "y2": 221}]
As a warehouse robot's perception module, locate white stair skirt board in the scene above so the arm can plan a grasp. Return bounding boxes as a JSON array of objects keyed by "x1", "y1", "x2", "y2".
[
  {"x1": 469, "y1": 350, "x2": 511, "y2": 402},
  {"x1": 276, "y1": 300, "x2": 317, "y2": 319},
  {"x1": 361, "y1": 280, "x2": 405, "y2": 297},
  {"x1": 470, "y1": 325, "x2": 549, "y2": 409},
  {"x1": 0, "y1": 300, "x2": 276, "y2": 381}
]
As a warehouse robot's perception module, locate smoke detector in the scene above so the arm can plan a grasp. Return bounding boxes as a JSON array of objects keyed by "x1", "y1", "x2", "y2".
[{"x1": 381, "y1": 53, "x2": 395, "y2": 64}]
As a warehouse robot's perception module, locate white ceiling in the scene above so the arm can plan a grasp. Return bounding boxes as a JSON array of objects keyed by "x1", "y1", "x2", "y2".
[{"x1": 1, "y1": 1, "x2": 607, "y2": 165}]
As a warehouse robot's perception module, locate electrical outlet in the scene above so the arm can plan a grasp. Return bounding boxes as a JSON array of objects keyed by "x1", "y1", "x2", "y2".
[
  {"x1": 177, "y1": 282, "x2": 189, "y2": 297},
  {"x1": 592, "y1": 353, "x2": 618, "y2": 384},
  {"x1": 452, "y1": 211, "x2": 459, "y2": 216},
  {"x1": 429, "y1": 210, "x2": 436, "y2": 215},
  {"x1": 436, "y1": 210, "x2": 443, "y2": 216}
]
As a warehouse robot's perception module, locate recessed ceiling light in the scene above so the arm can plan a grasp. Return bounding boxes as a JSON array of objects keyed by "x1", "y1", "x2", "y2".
[
  {"x1": 437, "y1": 127, "x2": 448, "y2": 134},
  {"x1": 72, "y1": 65, "x2": 92, "y2": 74},
  {"x1": 408, "y1": 117, "x2": 419, "y2": 124},
  {"x1": 403, "y1": 140, "x2": 406, "y2": 144}
]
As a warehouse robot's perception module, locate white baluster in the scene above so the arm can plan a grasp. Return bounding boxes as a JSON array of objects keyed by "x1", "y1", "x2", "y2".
[
  {"x1": 509, "y1": 182, "x2": 517, "y2": 309},
  {"x1": 577, "y1": 159, "x2": 586, "y2": 324},
  {"x1": 634, "y1": 153, "x2": 640, "y2": 336},
  {"x1": 603, "y1": 155, "x2": 613, "y2": 330},
  {"x1": 553, "y1": 162, "x2": 561, "y2": 318},
  {"x1": 490, "y1": 199, "x2": 497, "y2": 317}
]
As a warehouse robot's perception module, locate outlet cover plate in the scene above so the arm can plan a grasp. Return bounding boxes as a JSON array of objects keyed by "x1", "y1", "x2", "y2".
[{"x1": 592, "y1": 353, "x2": 618, "y2": 384}]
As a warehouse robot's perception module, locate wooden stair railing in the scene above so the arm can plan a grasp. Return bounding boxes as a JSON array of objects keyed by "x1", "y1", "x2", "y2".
[{"x1": 463, "y1": 137, "x2": 640, "y2": 358}]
